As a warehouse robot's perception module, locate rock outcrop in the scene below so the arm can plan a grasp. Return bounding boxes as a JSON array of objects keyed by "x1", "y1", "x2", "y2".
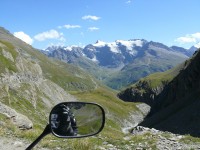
[
  {"x1": 118, "y1": 80, "x2": 167, "y2": 106},
  {"x1": 0, "y1": 102, "x2": 33, "y2": 129},
  {"x1": 117, "y1": 67, "x2": 179, "y2": 106},
  {"x1": 0, "y1": 27, "x2": 79, "y2": 130}
]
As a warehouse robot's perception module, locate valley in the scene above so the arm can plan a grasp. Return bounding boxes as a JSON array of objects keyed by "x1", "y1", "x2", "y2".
[
  {"x1": 43, "y1": 39, "x2": 196, "y2": 89},
  {"x1": 1, "y1": 26, "x2": 200, "y2": 149}
]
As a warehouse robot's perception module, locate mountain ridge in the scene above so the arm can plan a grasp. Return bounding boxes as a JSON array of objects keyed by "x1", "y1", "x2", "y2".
[
  {"x1": 140, "y1": 49, "x2": 200, "y2": 137},
  {"x1": 0, "y1": 26, "x2": 102, "y2": 131},
  {"x1": 0, "y1": 26, "x2": 149, "y2": 149},
  {"x1": 1, "y1": 26, "x2": 200, "y2": 149},
  {"x1": 118, "y1": 46, "x2": 200, "y2": 137},
  {"x1": 44, "y1": 39, "x2": 197, "y2": 67},
  {"x1": 43, "y1": 39, "x2": 197, "y2": 89}
]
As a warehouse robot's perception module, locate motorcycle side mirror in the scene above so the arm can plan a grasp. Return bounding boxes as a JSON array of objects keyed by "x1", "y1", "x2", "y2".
[
  {"x1": 26, "y1": 102, "x2": 105, "y2": 150},
  {"x1": 50, "y1": 102, "x2": 105, "y2": 138}
]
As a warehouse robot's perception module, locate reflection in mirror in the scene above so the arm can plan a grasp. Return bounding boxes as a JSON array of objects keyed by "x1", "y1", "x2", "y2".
[{"x1": 49, "y1": 102, "x2": 105, "y2": 138}]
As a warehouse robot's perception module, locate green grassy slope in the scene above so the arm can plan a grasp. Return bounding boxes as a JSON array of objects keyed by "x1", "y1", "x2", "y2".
[
  {"x1": 0, "y1": 27, "x2": 144, "y2": 149},
  {"x1": 117, "y1": 65, "x2": 182, "y2": 106}
]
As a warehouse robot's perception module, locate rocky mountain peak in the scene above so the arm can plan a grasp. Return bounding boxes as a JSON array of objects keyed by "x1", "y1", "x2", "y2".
[
  {"x1": 44, "y1": 39, "x2": 196, "y2": 89},
  {"x1": 45, "y1": 39, "x2": 192, "y2": 67}
]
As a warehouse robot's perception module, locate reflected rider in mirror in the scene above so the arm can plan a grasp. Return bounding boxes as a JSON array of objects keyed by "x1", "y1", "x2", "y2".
[{"x1": 51, "y1": 104, "x2": 78, "y2": 136}]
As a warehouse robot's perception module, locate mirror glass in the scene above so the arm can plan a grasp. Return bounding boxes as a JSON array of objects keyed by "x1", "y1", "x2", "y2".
[{"x1": 49, "y1": 102, "x2": 105, "y2": 138}]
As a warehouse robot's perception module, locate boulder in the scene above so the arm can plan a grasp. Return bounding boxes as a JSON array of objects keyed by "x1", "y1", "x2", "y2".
[{"x1": 0, "y1": 102, "x2": 33, "y2": 130}]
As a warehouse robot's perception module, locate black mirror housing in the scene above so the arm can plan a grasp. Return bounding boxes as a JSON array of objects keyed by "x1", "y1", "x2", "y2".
[
  {"x1": 49, "y1": 102, "x2": 105, "y2": 138},
  {"x1": 26, "y1": 102, "x2": 105, "y2": 150}
]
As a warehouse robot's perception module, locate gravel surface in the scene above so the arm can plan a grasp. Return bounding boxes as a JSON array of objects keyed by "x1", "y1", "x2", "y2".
[{"x1": 0, "y1": 137, "x2": 49, "y2": 150}]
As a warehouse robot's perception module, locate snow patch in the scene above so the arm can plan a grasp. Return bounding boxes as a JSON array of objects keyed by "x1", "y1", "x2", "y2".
[
  {"x1": 107, "y1": 42, "x2": 120, "y2": 53},
  {"x1": 116, "y1": 40, "x2": 143, "y2": 56},
  {"x1": 117, "y1": 39, "x2": 144, "y2": 48},
  {"x1": 91, "y1": 55, "x2": 98, "y2": 62},
  {"x1": 64, "y1": 45, "x2": 79, "y2": 51},
  {"x1": 92, "y1": 40, "x2": 106, "y2": 47},
  {"x1": 91, "y1": 39, "x2": 145, "y2": 55},
  {"x1": 93, "y1": 40, "x2": 120, "y2": 53},
  {"x1": 87, "y1": 47, "x2": 95, "y2": 51}
]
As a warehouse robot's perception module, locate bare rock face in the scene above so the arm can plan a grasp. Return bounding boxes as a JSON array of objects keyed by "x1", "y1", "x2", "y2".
[
  {"x1": 118, "y1": 80, "x2": 167, "y2": 106},
  {"x1": 0, "y1": 54, "x2": 77, "y2": 109},
  {"x1": 121, "y1": 103, "x2": 151, "y2": 133},
  {"x1": 0, "y1": 102, "x2": 33, "y2": 129},
  {"x1": 0, "y1": 28, "x2": 77, "y2": 131},
  {"x1": 1, "y1": 48, "x2": 14, "y2": 62}
]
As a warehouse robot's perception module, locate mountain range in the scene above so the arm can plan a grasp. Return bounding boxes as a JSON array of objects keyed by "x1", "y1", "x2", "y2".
[
  {"x1": 1, "y1": 26, "x2": 200, "y2": 149},
  {"x1": 43, "y1": 39, "x2": 197, "y2": 89},
  {"x1": 0, "y1": 26, "x2": 146, "y2": 149}
]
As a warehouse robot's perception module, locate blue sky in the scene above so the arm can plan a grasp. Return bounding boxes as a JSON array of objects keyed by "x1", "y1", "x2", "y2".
[{"x1": 1, "y1": 0, "x2": 200, "y2": 49}]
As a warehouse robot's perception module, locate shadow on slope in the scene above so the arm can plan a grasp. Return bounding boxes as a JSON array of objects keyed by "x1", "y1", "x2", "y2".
[{"x1": 139, "y1": 50, "x2": 200, "y2": 137}]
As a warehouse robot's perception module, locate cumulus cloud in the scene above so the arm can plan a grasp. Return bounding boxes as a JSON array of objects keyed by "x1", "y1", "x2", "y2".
[
  {"x1": 88, "y1": 27, "x2": 99, "y2": 31},
  {"x1": 195, "y1": 42, "x2": 200, "y2": 48},
  {"x1": 192, "y1": 32, "x2": 200, "y2": 39},
  {"x1": 14, "y1": 31, "x2": 33, "y2": 45},
  {"x1": 34, "y1": 29, "x2": 65, "y2": 41},
  {"x1": 176, "y1": 36, "x2": 196, "y2": 43},
  {"x1": 58, "y1": 24, "x2": 81, "y2": 29},
  {"x1": 175, "y1": 32, "x2": 200, "y2": 44},
  {"x1": 126, "y1": 0, "x2": 132, "y2": 4},
  {"x1": 82, "y1": 15, "x2": 100, "y2": 21}
]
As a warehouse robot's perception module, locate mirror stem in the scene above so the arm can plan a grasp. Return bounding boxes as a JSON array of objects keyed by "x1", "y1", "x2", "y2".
[{"x1": 26, "y1": 124, "x2": 51, "y2": 150}]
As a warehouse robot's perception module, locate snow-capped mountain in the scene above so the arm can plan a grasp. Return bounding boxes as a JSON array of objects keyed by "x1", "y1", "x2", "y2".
[
  {"x1": 44, "y1": 39, "x2": 196, "y2": 68},
  {"x1": 82, "y1": 39, "x2": 147, "y2": 67},
  {"x1": 42, "y1": 39, "x2": 197, "y2": 89},
  {"x1": 44, "y1": 39, "x2": 148, "y2": 67},
  {"x1": 45, "y1": 45, "x2": 84, "y2": 63}
]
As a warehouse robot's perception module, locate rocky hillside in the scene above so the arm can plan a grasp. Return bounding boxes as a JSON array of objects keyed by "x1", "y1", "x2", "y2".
[
  {"x1": 43, "y1": 40, "x2": 196, "y2": 89},
  {"x1": 0, "y1": 27, "x2": 100, "y2": 131},
  {"x1": 117, "y1": 64, "x2": 182, "y2": 106},
  {"x1": 119, "y1": 48, "x2": 200, "y2": 137},
  {"x1": 1, "y1": 26, "x2": 200, "y2": 150},
  {"x1": 140, "y1": 49, "x2": 200, "y2": 137},
  {"x1": 0, "y1": 26, "x2": 150, "y2": 149}
]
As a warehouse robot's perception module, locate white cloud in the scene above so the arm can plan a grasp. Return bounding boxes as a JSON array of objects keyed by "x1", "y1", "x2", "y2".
[
  {"x1": 195, "y1": 42, "x2": 200, "y2": 48},
  {"x1": 14, "y1": 31, "x2": 33, "y2": 45},
  {"x1": 192, "y1": 32, "x2": 200, "y2": 39},
  {"x1": 82, "y1": 15, "x2": 100, "y2": 21},
  {"x1": 34, "y1": 29, "x2": 65, "y2": 41},
  {"x1": 126, "y1": 0, "x2": 131, "y2": 4},
  {"x1": 58, "y1": 24, "x2": 81, "y2": 29},
  {"x1": 88, "y1": 27, "x2": 99, "y2": 31},
  {"x1": 175, "y1": 32, "x2": 200, "y2": 44},
  {"x1": 175, "y1": 36, "x2": 196, "y2": 43}
]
